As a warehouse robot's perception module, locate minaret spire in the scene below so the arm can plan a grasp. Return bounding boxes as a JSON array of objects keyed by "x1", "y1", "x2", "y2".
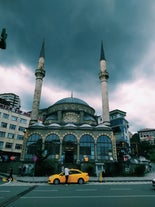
[
  {"x1": 99, "y1": 41, "x2": 110, "y2": 126},
  {"x1": 29, "y1": 41, "x2": 46, "y2": 125},
  {"x1": 38, "y1": 40, "x2": 45, "y2": 70},
  {"x1": 100, "y1": 40, "x2": 106, "y2": 61},
  {"x1": 39, "y1": 39, "x2": 45, "y2": 57}
]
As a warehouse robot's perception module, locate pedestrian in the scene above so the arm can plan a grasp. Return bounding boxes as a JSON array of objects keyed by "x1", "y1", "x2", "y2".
[
  {"x1": 22, "y1": 165, "x2": 26, "y2": 176},
  {"x1": 8, "y1": 167, "x2": 13, "y2": 182},
  {"x1": 61, "y1": 165, "x2": 64, "y2": 172},
  {"x1": 64, "y1": 167, "x2": 70, "y2": 184}
]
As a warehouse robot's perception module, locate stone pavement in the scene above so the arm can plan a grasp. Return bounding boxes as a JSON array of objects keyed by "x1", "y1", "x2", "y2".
[{"x1": 1, "y1": 172, "x2": 155, "y2": 183}]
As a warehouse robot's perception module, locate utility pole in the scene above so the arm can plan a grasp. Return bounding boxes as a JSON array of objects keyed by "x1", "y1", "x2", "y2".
[{"x1": 0, "y1": 28, "x2": 7, "y2": 49}]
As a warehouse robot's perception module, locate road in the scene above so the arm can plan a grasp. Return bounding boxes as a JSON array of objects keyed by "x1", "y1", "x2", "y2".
[{"x1": 0, "y1": 182, "x2": 155, "y2": 207}]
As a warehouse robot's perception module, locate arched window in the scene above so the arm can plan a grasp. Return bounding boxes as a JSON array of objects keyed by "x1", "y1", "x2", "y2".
[
  {"x1": 97, "y1": 135, "x2": 112, "y2": 161},
  {"x1": 25, "y1": 134, "x2": 42, "y2": 160},
  {"x1": 63, "y1": 134, "x2": 77, "y2": 146},
  {"x1": 80, "y1": 134, "x2": 95, "y2": 161},
  {"x1": 45, "y1": 134, "x2": 60, "y2": 159},
  {"x1": 62, "y1": 134, "x2": 77, "y2": 163}
]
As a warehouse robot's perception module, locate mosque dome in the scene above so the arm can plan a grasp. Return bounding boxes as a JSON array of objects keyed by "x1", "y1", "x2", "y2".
[
  {"x1": 54, "y1": 97, "x2": 89, "y2": 106},
  {"x1": 41, "y1": 97, "x2": 97, "y2": 126}
]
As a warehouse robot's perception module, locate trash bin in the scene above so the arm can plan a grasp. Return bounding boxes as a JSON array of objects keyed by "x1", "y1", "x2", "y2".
[{"x1": 99, "y1": 171, "x2": 103, "y2": 182}]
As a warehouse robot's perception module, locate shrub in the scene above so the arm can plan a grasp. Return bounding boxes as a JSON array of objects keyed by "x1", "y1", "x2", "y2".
[
  {"x1": 81, "y1": 163, "x2": 95, "y2": 176},
  {"x1": 134, "y1": 164, "x2": 145, "y2": 176},
  {"x1": 35, "y1": 159, "x2": 59, "y2": 176}
]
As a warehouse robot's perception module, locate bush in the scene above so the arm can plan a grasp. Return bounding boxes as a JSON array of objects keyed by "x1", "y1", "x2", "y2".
[
  {"x1": 134, "y1": 164, "x2": 145, "y2": 176},
  {"x1": 105, "y1": 162, "x2": 122, "y2": 176},
  {"x1": 81, "y1": 163, "x2": 95, "y2": 176},
  {"x1": 35, "y1": 159, "x2": 59, "y2": 176}
]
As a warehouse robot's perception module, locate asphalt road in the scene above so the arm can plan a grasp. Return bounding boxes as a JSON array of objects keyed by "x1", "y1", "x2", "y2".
[{"x1": 0, "y1": 182, "x2": 155, "y2": 207}]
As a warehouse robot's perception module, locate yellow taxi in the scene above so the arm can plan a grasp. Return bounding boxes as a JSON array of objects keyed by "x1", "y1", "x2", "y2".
[{"x1": 48, "y1": 168, "x2": 89, "y2": 184}]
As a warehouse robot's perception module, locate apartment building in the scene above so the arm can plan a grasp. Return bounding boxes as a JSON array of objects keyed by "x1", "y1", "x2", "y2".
[
  {"x1": 138, "y1": 128, "x2": 155, "y2": 145},
  {"x1": 0, "y1": 93, "x2": 21, "y2": 110},
  {"x1": 0, "y1": 104, "x2": 30, "y2": 161},
  {"x1": 110, "y1": 109, "x2": 130, "y2": 160}
]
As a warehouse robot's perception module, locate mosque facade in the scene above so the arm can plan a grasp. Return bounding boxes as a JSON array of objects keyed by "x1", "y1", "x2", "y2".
[{"x1": 21, "y1": 42, "x2": 117, "y2": 168}]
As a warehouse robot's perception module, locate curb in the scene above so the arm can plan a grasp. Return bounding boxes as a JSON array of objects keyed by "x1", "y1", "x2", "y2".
[
  {"x1": 15, "y1": 179, "x2": 152, "y2": 184},
  {"x1": 1, "y1": 174, "x2": 153, "y2": 184}
]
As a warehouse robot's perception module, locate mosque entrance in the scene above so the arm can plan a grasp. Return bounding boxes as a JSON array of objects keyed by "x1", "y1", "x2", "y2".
[
  {"x1": 64, "y1": 148, "x2": 74, "y2": 163},
  {"x1": 62, "y1": 134, "x2": 77, "y2": 164}
]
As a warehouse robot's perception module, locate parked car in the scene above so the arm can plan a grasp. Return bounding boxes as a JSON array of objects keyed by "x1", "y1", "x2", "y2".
[
  {"x1": 152, "y1": 178, "x2": 155, "y2": 188},
  {"x1": 48, "y1": 168, "x2": 89, "y2": 184}
]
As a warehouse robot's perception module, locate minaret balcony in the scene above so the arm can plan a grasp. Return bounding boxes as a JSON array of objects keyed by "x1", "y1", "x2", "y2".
[
  {"x1": 99, "y1": 71, "x2": 109, "y2": 80},
  {"x1": 35, "y1": 69, "x2": 45, "y2": 78}
]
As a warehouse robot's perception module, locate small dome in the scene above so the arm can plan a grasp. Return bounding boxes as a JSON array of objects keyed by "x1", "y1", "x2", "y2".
[
  {"x1": 46, "y1": 115, "x2": 57, "y2": 120},
  {"x1": 96, "y1": 123, "x2": 109, "y2": 128},
  {"x1": 64, "y1": 123, "x2": 77, "y2": 127},
  {"x1": 84, "y1": 115, "x2": 95, "y2": 121},
  {"x1": 80, "y1": 124, "x2": 92, "y2": 128},
  {"x1": 32, "y1": 122, "x2": 44, "y2": 127},
  {"x1": 48, "y1": 123, "x2": 61, "y2": 127}
]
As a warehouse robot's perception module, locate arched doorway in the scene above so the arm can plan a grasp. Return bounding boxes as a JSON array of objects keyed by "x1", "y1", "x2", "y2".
[{"x1": 62, "y1": 134, "x2": 77, "y2": 163}]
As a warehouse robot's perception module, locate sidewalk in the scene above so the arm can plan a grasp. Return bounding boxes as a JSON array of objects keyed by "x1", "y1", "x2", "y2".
[{"x1": 1, "y1": 172, "x2": 154, "y2": 183}]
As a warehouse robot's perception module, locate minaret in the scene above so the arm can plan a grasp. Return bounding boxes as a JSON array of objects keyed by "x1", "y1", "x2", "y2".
[
  {"x1": 99, "y1": 41, "x2": 110, "y2": 126},
  {"x1": 29, "y1": 41, "x2": 45, "y2": 125}
]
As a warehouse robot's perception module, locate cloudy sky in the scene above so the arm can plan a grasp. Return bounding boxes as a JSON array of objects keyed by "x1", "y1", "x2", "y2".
[{"x1": 1, "y1": 0, "x2": 155, "y2": 133}]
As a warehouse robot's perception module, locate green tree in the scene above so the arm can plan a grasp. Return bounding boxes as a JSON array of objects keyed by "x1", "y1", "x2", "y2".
[{"x1": 147, "y1": 148, "x2": 155, "y2": 162}]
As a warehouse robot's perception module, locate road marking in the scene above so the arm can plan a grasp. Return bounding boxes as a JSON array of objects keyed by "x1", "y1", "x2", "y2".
[
  {"x1": 110, "y1": 188, "x2": 132, "y2": 190},
  {"x1": 76, "y1": 189, "x2": 97, "y2": 191},
  {"x1": 21, "y1": 194, "x2": 155, "y2": 199},
  {"x1": 89, "y1": 182, "x2": 151, "y2": 185},
  {"x1": 0, "y1": 185, "x2": 36, "y2": 207},
  {"x1": 34, "y1": 190, "x2": 58, "y2": 192}
]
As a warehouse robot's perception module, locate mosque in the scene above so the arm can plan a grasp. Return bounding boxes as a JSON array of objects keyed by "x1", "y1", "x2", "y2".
[{"x1": 21, "y1": 41, "x2": 117, "y2": 173}]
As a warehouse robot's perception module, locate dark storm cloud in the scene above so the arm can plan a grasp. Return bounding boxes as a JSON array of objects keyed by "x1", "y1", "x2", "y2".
[{"x1": 0, "y1": 0, "x2": 155, "y2": 92}]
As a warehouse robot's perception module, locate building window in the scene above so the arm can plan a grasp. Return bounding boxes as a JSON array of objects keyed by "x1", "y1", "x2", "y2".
[
  {"x1": 5, "y1": 142, "x2": 13, "y2": 149},
  {"x1": 9, "y1": 124, "x2": 16, "y2": 130},
  {"x1": 97, "y1": 135, "x2": 112, "y2": 161},
  {"x1": 45, "y1": 134, "x2": 60, "y2": 159},
  {"x1": 3, "y1": 113, "x2": 9, "y2": 119},
  {"x1": 11, "y1": 116, "x2": 18, "y2": 121},
  {"x1": 0, "y1": 141, "x2": 4, "y2": 150},
  {"x1": 0, "y1": 131, "x2": 5, "y2": 138},
  {"x1": 20, "y1": 118, "x2": 27, "y2": 124},
  {"x1": 17, "y1": 135, "x2": 24, "y2": 140},
  {"x1": 79, "y1": 134, "x2": 95, "y2": 161},
  {"x1": 7, "y1": 133, "x2": 15, "y2": 139},
  {"x1": 18, "y1": 126, "x2": 25, "y2": 132},
  {"x1": 1, "y1": 122, "x2": 7, "y2": 128},
  {"x1": 15, "y1": 144, "x2": 22, "y2": 150}
]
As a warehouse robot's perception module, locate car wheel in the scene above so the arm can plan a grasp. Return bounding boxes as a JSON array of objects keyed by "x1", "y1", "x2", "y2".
[
  {"x1": 53, "y1": 179, "x2": 60, "y2": 185},
  {"x1": 78, "y1": 178, "x2": 84, "y2": 184}
]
